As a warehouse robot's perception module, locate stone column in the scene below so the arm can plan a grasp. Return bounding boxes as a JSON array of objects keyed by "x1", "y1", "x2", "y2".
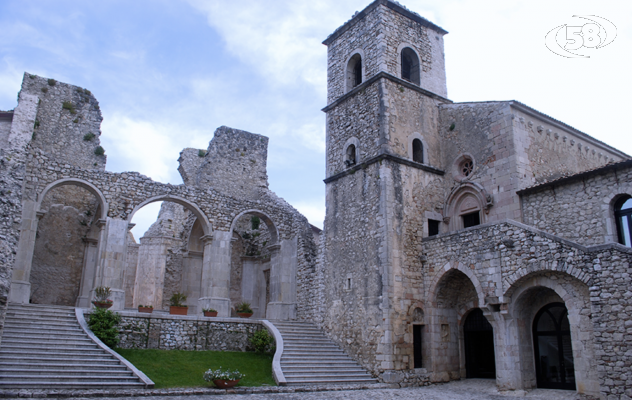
[
  {"x1": 9, "y1": 204, "x2": 43, "y2": 303},
  {"x1": 76, "y1": 238, "x2": 99, "y2": 308},
  {"x1": 198, "y1": 231, "x2": 232, "y2": 317},
  {"x1": 266, "y1": 239, "x2": 298, "y2": 320},
  {"x1": 94, "y1": 218, "x2": 129, "y2": 310}
]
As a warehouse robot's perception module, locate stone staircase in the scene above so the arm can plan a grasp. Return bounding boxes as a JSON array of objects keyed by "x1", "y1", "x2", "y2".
[
  {"x1": 0, "y1": 303, "x2": 151, "y2": 389},
  {"x1": 273, "y1": 321, "x2": 376, "y2": 385}
]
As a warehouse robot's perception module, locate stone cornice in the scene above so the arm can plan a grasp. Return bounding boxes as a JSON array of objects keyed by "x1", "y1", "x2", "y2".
[
  {"x1": 322, "y1": 0, "x2": 447, "y2": 46},
  {"x1": 322, "y1": 71, "x2": 451, "y2": 113},
  {"x1": 324, "y1": 153, "x2": 445, "y2": 184}
]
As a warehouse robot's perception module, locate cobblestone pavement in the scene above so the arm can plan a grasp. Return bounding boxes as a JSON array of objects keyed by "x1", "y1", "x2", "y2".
[{"x1": 3, "y1": 379, "x2": 584, "y2": 400}]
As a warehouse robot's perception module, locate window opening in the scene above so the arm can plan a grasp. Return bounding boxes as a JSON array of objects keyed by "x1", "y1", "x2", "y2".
[
  {"x1": 533, "y1": 303, "x2": 576, "y2": 390},
  {"x1": 462, "y1": 212, "x2": 480, "y2": 228},
  {"x1": 353, "y1": 58, "x2": 362, "y2": 87},
  {"x1": 401, "y1": 47, "x2": 420, "y2": 85},
  {"x1": 412, "y1": 138, "x2": 423, "y2": 163},
  {"x1": 413, "y1": 325, "x2": 423, "y2": 368},
  {"x1": 462, "y1": 160, "x2": 473, "y2": 177},
  {"x1": 428, "y1": 219, "x2": 440, "y2": 236},
  {"x1": 615, "y1": 196, "x2": 632, "y2": 247},
  {"x1": 345, "y1": 144, "x2": 356, "y2": 167}
]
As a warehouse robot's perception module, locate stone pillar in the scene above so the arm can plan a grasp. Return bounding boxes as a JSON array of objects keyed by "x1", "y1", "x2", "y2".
[
  {"x1": 198, "y1": 231, "x2": 232, "y2": 317},
  {"x1": 266, "y1": 239, "x2": 297, "y2": 320},
  {"x1": 76, "y1": 238, "x2": 99, "y2": 308},
  {"x1": 132, "y1": 236, "x2": 178, "y2": 310},
  {"x1": 94, "y1": 218, "x2": 129, "y2": 310},
  {"x1": 493, "y1": 314, "x2": 523, "y2": 391},
  {"x1": 9, "y1": 204, "x2": 43, "y2": 303}
]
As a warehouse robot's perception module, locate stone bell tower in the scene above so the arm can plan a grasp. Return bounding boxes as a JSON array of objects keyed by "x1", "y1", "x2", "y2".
[{"x1": 320, "y1": 0, "x2": 452, "y2": 377}]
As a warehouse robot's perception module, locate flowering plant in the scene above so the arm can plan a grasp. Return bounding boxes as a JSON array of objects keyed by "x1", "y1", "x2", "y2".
[
  {"x1": 202, "y1": 308, "x2": 217, "y2": 313},
  {"x1": 203, "y1": 367, "x2": 244, "y2": 381}
]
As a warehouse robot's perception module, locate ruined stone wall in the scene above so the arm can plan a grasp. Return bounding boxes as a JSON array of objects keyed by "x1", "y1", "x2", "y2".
[
  {"x1": 0, "y1": 89, "x2": 40, "y2": 344},
  {"x1": 177, "y1": 148, "x2": 206, "y2": 186},
  {"x1": 521, "y1": 163, "x2": 632, "y2": 246},
  {"x1": 114, "y1": 312, "x2": 265, "y2": 351},
  {"x1": 20, "y1": 73, "x2": 106, "y2": 170},
  {"x1": 124, "y1": 240, "x2": 139, "y2": 308},
  {"x1": 512, "y1": 106, "x2": 625, "y2": 186},
  {"x1": 195, "y1": 127, "x2": 269, "y2": 200}
]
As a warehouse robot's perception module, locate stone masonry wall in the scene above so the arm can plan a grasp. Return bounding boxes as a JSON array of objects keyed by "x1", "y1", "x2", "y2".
[
  {"x1": 116, "y1": 312, "x2": 265, "y2": 351},
  {"x1": 521, "y1": 162, "x2": 632, "y2": 246},
  {"x1": 421, "y1": 221, "x2": 632, "y2": 398},
  {"x1": 21, "y1": 73, "x2": 106, "y2": 170}
]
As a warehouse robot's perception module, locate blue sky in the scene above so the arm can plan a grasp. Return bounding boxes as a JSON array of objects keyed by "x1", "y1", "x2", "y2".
[{"x1": 1, "y1": 0, "x2": 630, "y2": 236}]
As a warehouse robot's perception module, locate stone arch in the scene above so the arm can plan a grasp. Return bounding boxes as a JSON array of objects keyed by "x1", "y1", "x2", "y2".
[
  {"x1": 229, "y1": 209, "x2": 279, "y2": 245},
  {"x1": 503, "y1": 263, "x2": 591, "y2": 300},
  {"x1": 611, "y1": 193, "x2": 632, "y2": 246},
  {"x1": 397, "y1": 43, "x2": 421, "y2": 85},
  {"x1": 37, "y1": 178, "x2": 108, "y2": 220},
  {"x1": 128, "y1": 195, "x2": 212, "y2": 236},
  {"x1": 407, "y1": 132, "x2": 428, "y2": 164},
  {"x1": 345, "y1": 49, "x2": 365, "y2": 92},
  {"x1": 505, "y1": 271, "x2": 598, "y2": 396},
  {"x1": 427, "y1": 261, "x2": 486, "y2": 309},
  {"x1": 444, "y1": 182, "x2": 492, "y2": 231}
]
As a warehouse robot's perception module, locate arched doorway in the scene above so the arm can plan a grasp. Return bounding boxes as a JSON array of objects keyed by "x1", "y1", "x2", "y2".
[
  {"x1": 463, "y1": 308, "x2": 496, "y2": 379},
  {"x1": 533, "y1": 302, "x2": 576, "y2": 390}
]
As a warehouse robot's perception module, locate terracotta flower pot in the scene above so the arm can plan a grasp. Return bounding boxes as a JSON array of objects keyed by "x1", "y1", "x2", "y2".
[
  {"x1": 92, "y1": 301, "x2": 113, "y2": 309},
  {"x1": 138, "y1": 307, "x2": 153, "y2": 313},
  {"x1": 213, "y1": 379, "x2": 239, "y2": 389},
  {"x1": 236, "y1": 312, "x2": 253, "y2": 318},
  {"x1": 169, "y1": 306, "x2": 188, "y2": 315},
  {"x1": 204, "y1": 311, "x2": 218, "y2": 317}
]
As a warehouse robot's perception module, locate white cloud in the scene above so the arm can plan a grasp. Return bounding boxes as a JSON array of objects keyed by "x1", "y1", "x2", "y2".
[
  {"x1": 100, "y1": 114, "x2": 184, "y2": 184},
  {"x1": 292, "y1": 198, "x2": 326, "y2": 229}
]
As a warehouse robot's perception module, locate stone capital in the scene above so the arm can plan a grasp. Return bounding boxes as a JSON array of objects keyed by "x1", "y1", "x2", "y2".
[
  {"x1": 35, "y1": 211, "x2": 46, "y2": 220},
  {"x1": 96, "y1": 219, "x2": 107, "y2": 229},
  {"x1": 266, "y1": 244, "x2": 281, "y2": 254},
  {"x1": 200, "y1": 234, "x2": 214, "y2": 244}
]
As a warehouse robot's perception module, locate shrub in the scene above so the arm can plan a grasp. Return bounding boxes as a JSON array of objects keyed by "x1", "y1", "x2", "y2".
[
  {"x1": 169, "y1": 292, "x2": 187, "y2": 307},
  {"x1": 94, "y1": 146, "x2": 105, "y2": 156},
  {"x1": 249, "y1": 329, "x2": 273, "y2": 354},
  {"x1": 198, "y1": 149, "x2": 206, "y2": 157},
  {"x1": 83, "y1": 132, "x2": 96, "y2": 141},
  {"x1": 62, "y1": 101, "x2": 73, "y2": 110},
  {"x1": 88, "y1": 307, "x2": 121, "y2": 348},
  {"x1": 235, "y1": 302, "x2": 252, "y2": 313},
  {"x1": 33, "y1": 120, "x2": 39, "y2": 128},
  {"x1": 47, "y1": 78, "x2": 56, "y2": 86},
  {"x1": 94, "y1": 286, "x2": 111, "y2": 302},
  {"x1": 41, "y1": 87, "x2": 48, "y2": 93},
  {"x1": 251, "y1": 216, "x2": 260, "y2": 230}
]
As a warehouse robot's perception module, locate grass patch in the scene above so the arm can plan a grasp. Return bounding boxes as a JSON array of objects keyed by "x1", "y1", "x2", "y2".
[{"x1": 114, "y1": 349, "x2": 275, "y2": 389}]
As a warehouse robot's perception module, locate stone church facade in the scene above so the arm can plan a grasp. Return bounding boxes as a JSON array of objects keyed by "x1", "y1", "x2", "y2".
[{"x1": 0, "y1": 0, "x2": 631, "y2": 398}]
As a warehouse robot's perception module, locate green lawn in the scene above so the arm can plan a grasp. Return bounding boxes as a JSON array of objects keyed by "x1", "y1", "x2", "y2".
[{"x1": 115, "y1": 349, "x2": 276, "y2": 388}]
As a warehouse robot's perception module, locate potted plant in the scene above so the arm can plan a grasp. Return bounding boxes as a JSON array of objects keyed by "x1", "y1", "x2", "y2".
[
  {"x1": 203, "y1": 367, "x2": 244, "y2": 389},
  {"x1": 138, "y1": 304, "x2": 153, "y2": 313},
  {"x1": 235, "y1": 302, "x2": 253, "y2": 318},
  {"x1": 169, "y1": 292, "x2": 188, "y2": 315},
  {"x1": 203, "y1": 308, "x2": 218, "y2": 317},
  {"x1": 92, "y1": 286, "x2": 113, "y2": 309}
]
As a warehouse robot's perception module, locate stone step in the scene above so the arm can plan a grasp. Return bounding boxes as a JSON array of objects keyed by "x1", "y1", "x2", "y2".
[
  {"x1": 5, "y1": 320, "x2": 83, "y2": 329},
  {"x1": 2, "y1": 335, "x2": 93, "y2": 344},
  {"x1": 2, "y1": 355, "x2": 121, "y2": 363},
  {"x1": 282, "y1": 366, "x2": 368, "y2": 372},
  {"x1": 2, "y1": 369, "x2": 134, "y2": 377},
  {"x1": 0, "y1": 362, "x2": 126, "y2": 370},
  {"x1": 1, "y1": 331, "x2": 89, "y2": 340},
  {"x1": 282, "y1": 354, "x2": 353, "y2": 360},
  {"x1": 0, "y1": 382, "x2": 146, "y2": 389},
  {"x1": 1, "y1": 343, "x2": 99, "y2": 351},
  {"x1": 285, "y1": 377, "x2": 376, "y2": 385},
  {"x1": 284, "y1": 372, "x2": 373, "y2": 379}
]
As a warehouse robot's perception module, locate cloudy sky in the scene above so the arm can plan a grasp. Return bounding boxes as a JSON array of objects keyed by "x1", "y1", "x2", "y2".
[{"x1": 1, "y1": 0, "x2": 630, "y2": 236}]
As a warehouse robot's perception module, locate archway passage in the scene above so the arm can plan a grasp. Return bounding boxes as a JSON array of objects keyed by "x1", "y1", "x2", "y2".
[
  {"x1": 533, "y1": 303, "x2": 576, "y2": 390},
  {"x1": 463, "y1": 308, "x2": 496, "y2": 379}
]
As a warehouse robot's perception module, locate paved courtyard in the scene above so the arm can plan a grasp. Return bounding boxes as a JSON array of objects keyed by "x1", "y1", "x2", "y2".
[{"x1": 3, "y1": 380, "x2": 583, "y2": 400}]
